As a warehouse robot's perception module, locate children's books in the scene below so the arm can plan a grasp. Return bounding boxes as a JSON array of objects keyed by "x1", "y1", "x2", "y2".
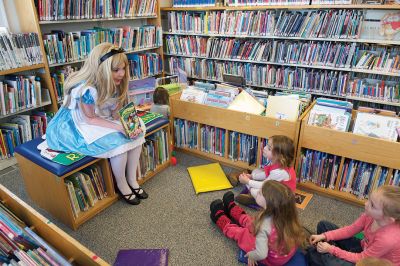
[
  {"x1": 353, "y1": 112, "x2": 400, "y2": 141},
  {"x1": 119, "y1": 102, "x2": 141, "y2": 139},
  {"x1": 37, "y1": 141, "x2": 85, "y2": 166},
  {"x1": 227, "y1": 90, "x2": 265, "y2": 115},
  {"x1": 137, "y1": 111, "x2": 164, "y2": 125}
]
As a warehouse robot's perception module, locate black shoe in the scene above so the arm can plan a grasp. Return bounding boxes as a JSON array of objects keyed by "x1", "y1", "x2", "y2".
[
  {"x1": 223, "y1": 191, "x2": 235, "y2": 213},
  {"x1": 129, "y1": 186, "x2": 148, "y2": 199},
  {"x1": 118, "y1": 190, "x2": 140, "y2": 205},
  {"x1": 210, "y1": 199, "x2": 224, "y2": 223}
]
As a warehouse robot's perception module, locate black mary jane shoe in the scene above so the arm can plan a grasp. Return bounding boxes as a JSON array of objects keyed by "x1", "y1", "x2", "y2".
[
  {"x1": 119, "y1": 190, "x2": 141, "y2": 205},
  {"x1": 130, "y1": 186, "x2": 148, "y2": 199}
]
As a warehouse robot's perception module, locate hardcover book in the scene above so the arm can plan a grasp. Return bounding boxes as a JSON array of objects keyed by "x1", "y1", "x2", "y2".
[{"x1": 119, "y1": 102, "x2": 141, "y2": 139}]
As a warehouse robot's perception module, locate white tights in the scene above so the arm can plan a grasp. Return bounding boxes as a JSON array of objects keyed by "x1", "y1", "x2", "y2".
[{"x1": 109, "y1": 146, "x2": 142, "y2": 195}]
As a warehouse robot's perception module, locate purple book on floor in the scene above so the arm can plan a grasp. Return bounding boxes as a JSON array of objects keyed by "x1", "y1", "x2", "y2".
[{"x1": 113, "y1": 249, "x2": 169, "y2": 266}]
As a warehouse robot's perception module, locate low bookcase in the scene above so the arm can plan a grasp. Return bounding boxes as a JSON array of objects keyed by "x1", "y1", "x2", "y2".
[
  {"x1": 170, "y1": 95, "x2": 310, "y2": 170},
  {"x1": 296, "y1": 105, "x2": 400, "y2": 206},
  {"x1": 0, "y1": 184, "x2": 109, "y2": 265},
  {"x1": 15, "y1": 145, "x2": 118, "y2": 230}
]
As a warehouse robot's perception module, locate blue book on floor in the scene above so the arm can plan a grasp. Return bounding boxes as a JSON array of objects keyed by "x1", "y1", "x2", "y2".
[{"x1": 113, "y1": 249, "x2": 169, "y2": 266}]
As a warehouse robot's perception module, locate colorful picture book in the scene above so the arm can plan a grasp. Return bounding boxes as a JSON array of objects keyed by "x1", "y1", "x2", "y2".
[
  {"x1": 137, "y1": 111, "x2": 164, "y2": 125},
  {"x1": 119, "y1": 102, "x2": 141, "y2": 139},
  {"x1": 37, "y1": 141, "x2": 85, "y2": 166},
  {"x1": 353, "y1": 112, "x2": 400, "y2": 141}
]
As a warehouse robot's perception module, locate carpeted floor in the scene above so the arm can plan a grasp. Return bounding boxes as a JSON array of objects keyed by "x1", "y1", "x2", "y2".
[{"x1": 0, "y1": 151, "x2": 363, "y2": 265}]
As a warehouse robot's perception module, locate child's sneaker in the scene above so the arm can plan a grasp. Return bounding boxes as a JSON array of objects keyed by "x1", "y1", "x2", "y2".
[
  {"x1": 210, "y1": 199, "x2": 231, "y2": 231},
  {"x1": 223, "y1": 191, "x2": 245, "y2": 223},
  {"x1": 235, "y1": 193, "x2": 257, "y2": 206}
]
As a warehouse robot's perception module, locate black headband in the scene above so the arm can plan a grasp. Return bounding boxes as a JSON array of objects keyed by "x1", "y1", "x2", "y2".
[{"x1": 99, "y1": 47, "x2": 125, "y2": 65}]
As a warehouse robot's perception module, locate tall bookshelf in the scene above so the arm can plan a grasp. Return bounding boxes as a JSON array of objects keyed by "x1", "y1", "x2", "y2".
[
  {"x1": 34, "y1": 0, "x2": 165, "y2": 105},
  {"x1": 162, "y1": 3, "x2": 400, "y2": 204},
  {"x1": 161, "y1": 4, "x2": 400, "y2": 111},
  {"x1": 0, "y1": 0, "x2": 58, "y2": 171}
]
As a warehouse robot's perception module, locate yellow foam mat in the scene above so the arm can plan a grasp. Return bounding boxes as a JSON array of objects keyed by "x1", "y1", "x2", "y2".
[{"x1": 187, "y1": 163, "x2": 233, "y2": 194}]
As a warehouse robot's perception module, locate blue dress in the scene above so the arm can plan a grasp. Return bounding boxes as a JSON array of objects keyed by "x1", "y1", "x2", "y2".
[{"x1": 46, "y1": 84, "x2": 146, "y2": 158}]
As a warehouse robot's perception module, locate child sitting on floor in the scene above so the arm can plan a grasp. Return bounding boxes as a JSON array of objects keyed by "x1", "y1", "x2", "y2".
[
  {"x1": 210, "y1": 180, "x2": 305, "y2": 266},
  {"x1": 308, "y1": 185, "x2": 400, "y2": 265},
  {"x1": 229, "y1": 135, "x2": 296, "y2": 206}
]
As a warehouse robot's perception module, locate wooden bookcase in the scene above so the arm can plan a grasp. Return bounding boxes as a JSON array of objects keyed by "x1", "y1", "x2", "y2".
[
  {"x1": 170, "y1": 94, "x2": 309, "y2": 170},
  {"x1": 0, "y1": 0, "x2": 58, "y2": 171},
  {"x1": 295, "y1": 103, "x2": 400, "y2": 206},
  {"x1": 0, "y1": 184, "x2": 109, "y2": 265},
  {"x1": 16, "y1": 122, "x2": 170, "y2": 230},
  {"x1": 16, "y1": 155, "x2": 118, "y2": 230}
]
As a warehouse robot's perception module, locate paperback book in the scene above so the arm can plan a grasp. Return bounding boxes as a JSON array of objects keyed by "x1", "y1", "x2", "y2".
[{"x1": 119, "y1": 102, "x2": 141, "y2": 139}]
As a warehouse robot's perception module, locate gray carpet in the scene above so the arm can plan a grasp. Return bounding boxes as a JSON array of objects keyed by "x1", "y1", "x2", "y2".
[{"x1": 0, "y1": 151, "x2": 363, "y2": 265}]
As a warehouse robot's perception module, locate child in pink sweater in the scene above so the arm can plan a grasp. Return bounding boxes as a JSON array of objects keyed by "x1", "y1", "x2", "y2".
[{"x1": 308, "y1": 185, "x2": 400, "y2": 266}]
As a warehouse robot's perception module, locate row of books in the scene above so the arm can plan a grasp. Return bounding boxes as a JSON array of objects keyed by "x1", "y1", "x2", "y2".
[
  {"x1": 35, "y1": 0, "x2": 157, "y2": 21},
  {"x1": 137, "y1": 129, "x2": 169, "y2": 178},
  {"x1": 167, "y1": 10, "x2": 363, "y2": 39},
  {"x1": 0, "y1": 28, "x2": 42, "y2": 71},
  {"x1": 51, "y1": 65, "x2": 76, "y2": 102},
  {"x1": 168, "y1": 57, "x2": 400, "y2": 103},
  {"x1": 0, "y1": 201, "x2": 72, "y2": 265},
  {"x1": 200, "y1": 125, "x2": 226, "y2": 157},
  {"x1": 174, "y1": 119, "x2": 198, "y2": 149},
  {"x1": 43, "y1": 26, "x2": 162, "y2": 65},
  {"x1": 308, "y1": 98, "x2": 400, "y2": 141},
  {"x1": 65, "y1": 165, "x2": 107, "y2": 218},
  {"x1": 298, "y1": 149, "x2": 398, "y2": 199},
  {"x1": 166, "y1": 35, "x2": 362, "y2": 69},
  {"x1": 173, "y1": 0, "x2": 216, "y2": 7},
  {"x1": 0, "y1": 76, "x2": 51, "y2": 116},
  {"x1": 229, "y1": 131, "x2": 258, "y2": 165},
  {"x1": 127, "y1": 53, "x2": 163, "y2": 80},
  {"x1": 0, "y1": 113, "x2": 54, "y2": 159}
]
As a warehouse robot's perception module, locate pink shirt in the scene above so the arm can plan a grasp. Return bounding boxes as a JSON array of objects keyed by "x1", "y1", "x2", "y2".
[{"x1": 324, "y1": 213, "x2": 400, "y2": 265}]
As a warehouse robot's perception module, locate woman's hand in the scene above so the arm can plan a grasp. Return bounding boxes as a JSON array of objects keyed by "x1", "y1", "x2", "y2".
[
  {"x1": 245, "y1": 253, "x2": 258, "y2": 266},
  {"x1": 310, "y1": 234, "x2": 326, "y2": 245},
  {"x1": 316, "y1": 241, "x2": 332, "y2": 254},
  {"x1": 128, "y1": 128, "x2": 143, "y2": 139},
  {"x1": 239, "y1": 173, "x2": 251, "y2": 185}
]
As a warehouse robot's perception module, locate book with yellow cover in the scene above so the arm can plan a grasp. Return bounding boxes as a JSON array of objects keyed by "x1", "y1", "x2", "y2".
[
  {"x1": 187, "y1": 163, "x2": 232, "y2": 194},
  {"x1": 228, "y1": 90, "x2": 265, "y2": 115},
  {"x1": 265, "y1": 96, "x2": 300, "y2": 121}
]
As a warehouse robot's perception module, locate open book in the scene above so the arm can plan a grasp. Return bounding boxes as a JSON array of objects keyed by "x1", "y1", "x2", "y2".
[{"x1": 118, "y1": 102, "x2": 141, "y2": 139}]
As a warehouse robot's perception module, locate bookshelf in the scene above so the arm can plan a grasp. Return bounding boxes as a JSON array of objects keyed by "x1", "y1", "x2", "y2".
[
  {"x1": 0, "y1": 0, "x2": 59, "y2": 171},
  {"x1": 0, "y1": 183, "x2": 109, "y2": 265},
  {"x1": 35, "y1": 0, "x2": 165, "y2": 103},
  {"x1": 295, "y1": 103, "x2": 400, "y2": 206},
  {"x1": 16, "y1": 154, "x2": 118, "y2": 230},
  {"x1": 170, "y1": 94, "x2": 309, "y2": 170},
  {"x1": 161, "y1": 5, "x2": 400, "y2": 110}
]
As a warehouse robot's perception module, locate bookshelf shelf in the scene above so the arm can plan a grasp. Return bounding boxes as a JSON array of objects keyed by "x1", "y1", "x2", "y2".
[
  {"x1": 296, "y1": 105, "x2": 400, "y2": 206},
  {"x1": 38, "y1": 15, "x2": 157, "y2": 24},
  {"x1": 0, "y1": 64, "x2": 45, "y2": 76},
  {"x1": 163, "y1": 31, "x2": 400, "y2": 46},
  {"x1": 161, "y1": 4, "x2": 400, "y2": 11},
  {"x1": 48, "y1": 46, "x2": 163, "y2": 68},
  {"x1": 0, "y1": 102, "x2": 52, "y2": 120}
]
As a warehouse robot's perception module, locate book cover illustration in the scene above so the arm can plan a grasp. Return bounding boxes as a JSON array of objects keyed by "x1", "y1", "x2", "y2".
[
  {"x1": 137, "y1": 111, "x2": 163, "y2": 125},
  {"x1": 37, "y1": 141, "x2": 85, "y2": 166},
  {"x1": 119, "y1": 102, "x2": 142, "y2": 139}
]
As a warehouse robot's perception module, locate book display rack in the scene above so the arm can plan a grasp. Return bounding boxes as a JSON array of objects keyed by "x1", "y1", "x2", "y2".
[
  {"x1": 296, "y1": 103, "x2": 400, "y2": 206},
  {"x1": 0, "y1": 183, "x2": 109, "y2": 265},
  {"x1": 170, "y1": 95, "x2": 309, "y2": 170}
]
